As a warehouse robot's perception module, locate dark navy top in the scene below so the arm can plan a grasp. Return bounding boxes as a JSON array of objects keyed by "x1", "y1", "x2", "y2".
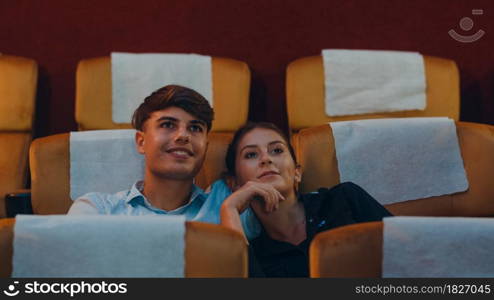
[{"x1": 248, "y1": 182, "x2": 392, "y2": 277}]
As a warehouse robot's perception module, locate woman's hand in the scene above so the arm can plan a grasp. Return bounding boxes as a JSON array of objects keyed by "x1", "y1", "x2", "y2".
[
  {"x1": 224, "y1": 181, "x2": 286, "y2": 214},
  {"x1": 220, "y1": 181, "x2": 285, "y2": 242}
]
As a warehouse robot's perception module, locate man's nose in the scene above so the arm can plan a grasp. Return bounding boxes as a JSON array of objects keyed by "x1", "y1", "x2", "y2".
[{"x1": 174, "y1": 125, "x2": 190, "y2": 144}]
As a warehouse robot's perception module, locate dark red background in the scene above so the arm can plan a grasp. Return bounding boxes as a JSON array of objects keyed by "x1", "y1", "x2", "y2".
[{"x1": 1, "y1": 0, "x2": 493, "y2": 137}]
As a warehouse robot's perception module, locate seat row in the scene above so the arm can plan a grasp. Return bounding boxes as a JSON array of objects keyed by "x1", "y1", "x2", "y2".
[{"x1": 1, "y1": 53, "x2": 493, "y2": 277}]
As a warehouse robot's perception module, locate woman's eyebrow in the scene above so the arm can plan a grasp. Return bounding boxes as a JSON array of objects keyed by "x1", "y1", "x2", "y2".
[
  {"x1": 239, "y1": 144, "x2": 258, "y2": 153},
  {"x1": 268, "y1": 140, "x2": 285, "y2": 146},
  {"x1": 240, "y1": 140, "x2": 285, "y2": 153}
]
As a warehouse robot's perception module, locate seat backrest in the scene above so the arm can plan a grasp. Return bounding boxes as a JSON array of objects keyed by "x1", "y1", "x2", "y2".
[
  {"x1": 292, "y1": 122, "x2": 494, "y2": 217},
  {"x1": 286, "y1": 54, "x2": 459, "y2": 131},
  {"x1": 73, "y1": 55, "x2": 247, "y2": 193},
  {"x1": 76, "y1": 56, "x2": 250, "y2": 132},
  {"x1": 0, "y1": 55, "x2": 37, "y2": 217},
  {"x1": 0, "y1": 218, "x2": 247, "y2": 278},
  {"x1": 30, "y1": 131, "x2": 232, "y2": 214},
  {"x1": 309, "y1": 221, "x2": 382, "y2": 278}
]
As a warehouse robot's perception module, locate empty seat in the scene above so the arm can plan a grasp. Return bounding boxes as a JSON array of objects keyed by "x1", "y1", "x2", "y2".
[
  {"x1": 286, "y1": 54, "x2": 459, "y2": 131},
  {"x1": 0, "y1": 55, "x2": 37, "y2": 218}
]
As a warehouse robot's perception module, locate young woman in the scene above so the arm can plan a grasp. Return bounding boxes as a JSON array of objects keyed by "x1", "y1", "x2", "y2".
[{"x1": 220, "y1": 122, "x2": 392, "y2": 277}]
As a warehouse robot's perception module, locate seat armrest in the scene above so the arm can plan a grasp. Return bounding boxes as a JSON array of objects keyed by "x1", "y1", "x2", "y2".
[{"x1": 5, "y1": 189, "x2": 32, "y2": 217}]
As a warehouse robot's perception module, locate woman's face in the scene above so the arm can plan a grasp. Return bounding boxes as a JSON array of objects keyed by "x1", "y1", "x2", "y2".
[{"x1": 234, "y1": 128, "x2": 301, "y2": 196}]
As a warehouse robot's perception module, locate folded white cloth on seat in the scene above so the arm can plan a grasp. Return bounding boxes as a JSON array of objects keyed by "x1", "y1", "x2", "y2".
[
  {"x1": 322, "y1": 49, "x2": 426, "y2": 116},
  {"x1": 111, "y1": 52, "x2": 213, "y2": 123},
  {"x1": 12, "y1": 214, "x2": 186, "y2": 277},
  {"x1": 330, "y1": 117, "x2": 468, "y2": 205},
  {"x1": 383, "y1": 216, "x2": 494, "y2": 277},
  {"x1": 70, "y1": 129, "x2": 144, "y2": 200}
]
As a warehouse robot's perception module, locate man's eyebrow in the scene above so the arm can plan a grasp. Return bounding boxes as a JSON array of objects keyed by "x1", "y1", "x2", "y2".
[
  {"x1": 156, "y1": 116, "x2": 178, "y2": 123},
  {"x1": 189, "y1": 119, "x2": 207, "y2": 127}
]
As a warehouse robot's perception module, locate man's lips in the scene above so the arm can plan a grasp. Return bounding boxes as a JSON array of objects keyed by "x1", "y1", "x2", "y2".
[
  {"x1": 165, "y1": 147, "x2": 194, "y2": 158},
  {"x1": 257, "y1": 171, "x2": 280, "y2": 179}
]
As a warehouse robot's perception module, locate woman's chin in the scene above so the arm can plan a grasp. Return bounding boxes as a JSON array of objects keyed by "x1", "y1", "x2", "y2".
[
  {"x1": 258, "y1": 175, "x2": 280, "y2": 185},
  {"x1": 259, "y1": 177, "x2": 289, "y2": 193}
]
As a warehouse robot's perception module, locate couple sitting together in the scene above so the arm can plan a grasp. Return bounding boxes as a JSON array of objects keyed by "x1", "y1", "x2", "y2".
[{"x1": 68, "y1": 85, "x2": 392, "y2": 277}]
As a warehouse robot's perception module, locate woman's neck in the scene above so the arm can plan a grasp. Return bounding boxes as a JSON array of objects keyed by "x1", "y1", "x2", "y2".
[{"x1": 254, "y1": 192, "x2": 307, "y2": 245}]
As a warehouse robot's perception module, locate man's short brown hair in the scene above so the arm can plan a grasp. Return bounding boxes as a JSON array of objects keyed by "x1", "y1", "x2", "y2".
[{"x1": 132, "y1": 85, "x2": 214, "y2": 131}]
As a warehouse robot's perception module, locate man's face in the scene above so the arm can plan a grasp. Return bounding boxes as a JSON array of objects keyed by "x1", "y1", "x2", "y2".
[{"x1": 136, "y1": 106, "x2": 208, "y2": 181}]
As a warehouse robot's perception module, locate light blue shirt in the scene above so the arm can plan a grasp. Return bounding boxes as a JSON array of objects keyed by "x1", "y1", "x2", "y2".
[{"x1": 68, "y1": 179, "x2": 260, "y2": 240}]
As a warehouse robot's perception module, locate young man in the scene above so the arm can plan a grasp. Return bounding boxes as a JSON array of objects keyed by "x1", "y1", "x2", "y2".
[{"x1": 68, "y1": 85, "x2": 259, "y2": 237}]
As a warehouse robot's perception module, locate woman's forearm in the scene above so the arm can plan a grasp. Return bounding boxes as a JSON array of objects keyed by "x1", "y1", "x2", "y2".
[{"x1": 220, "y1": 202, "x2": 248, "y2": 243}]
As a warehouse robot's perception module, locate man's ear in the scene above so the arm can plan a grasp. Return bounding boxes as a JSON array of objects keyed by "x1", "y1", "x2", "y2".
[{"x1": 135, "y1": 131, "x2": 145, "y2": 154}]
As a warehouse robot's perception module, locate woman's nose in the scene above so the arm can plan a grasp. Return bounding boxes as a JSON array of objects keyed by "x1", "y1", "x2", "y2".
[{"x1": 259, "y1": 152, "x2": 273, "y2": 165}]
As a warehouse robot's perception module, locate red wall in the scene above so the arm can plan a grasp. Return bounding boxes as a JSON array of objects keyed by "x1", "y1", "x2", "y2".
[{"x1": 1, "y1": 0, "x2": 493, "y2": 137}]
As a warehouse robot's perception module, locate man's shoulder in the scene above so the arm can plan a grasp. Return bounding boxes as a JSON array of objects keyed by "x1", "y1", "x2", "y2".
[
  {"x1": 73, "y1": 189, "x2": 131, "y2": 213},
  {"x1": 78, "y1": 189, "x2": 129, "y2": 202}
]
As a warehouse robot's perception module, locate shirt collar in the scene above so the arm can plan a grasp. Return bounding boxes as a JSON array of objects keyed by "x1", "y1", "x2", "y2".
[
  {"x1": 125, "y1": 181, "x2": 146, "y2": 204},
  {"x1": 125, "y1": 181, "x2": 206, "y2": 212}
]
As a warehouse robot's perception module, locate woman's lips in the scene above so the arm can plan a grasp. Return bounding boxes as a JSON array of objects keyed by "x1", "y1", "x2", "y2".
[{"x1": 258, "y1": 171, "x2": 280, "y2": 179}]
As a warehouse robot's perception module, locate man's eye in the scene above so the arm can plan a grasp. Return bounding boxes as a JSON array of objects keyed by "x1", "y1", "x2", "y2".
[
  {"x1": 160, "y1": 121, "x2": 174, "y2": 129},
  {"x1": 244, "y1": 152, "x2": 258, "y2": 159},
  {"x1": 189, "y1": 125, "x2": 204, "y2": 133}
]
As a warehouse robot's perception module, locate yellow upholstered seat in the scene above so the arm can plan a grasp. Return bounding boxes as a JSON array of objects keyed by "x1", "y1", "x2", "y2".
[
  {"x1": 29, "y1": 132, "x2": 239, "y2": 214},
  {"x1": 292, "y1": 122, "x2": 494, "y2": 216},
  {"x1": 309, "y1": 221, "x2": 382, "y2": 278},
  {"x1": 286, "y1": 54, "x2": 459, "y2": 131},
  {"x1": 23, "y1": 54, "x2": 252, "y2": 277},
  {"x1": 310, "y1": 218, "x2": 494, "y2": 278},
  {"x1": 286, "y1": 53, "x2": 494, "y2": 216},
  {"x1": 76, "y1": 56, "x2": 250, "y2": 132},
  {"x1": 0, "y1": 55, "x2": 37, "y2": 218},
  {"x1": 0, "y1": 218, "x2": 247, "y2": 278},
  {"x1": 74, "y1": 55, "x2": 251, "y2": 189}
]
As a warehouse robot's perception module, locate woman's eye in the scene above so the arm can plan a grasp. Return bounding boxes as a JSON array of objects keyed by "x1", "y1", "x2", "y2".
[
  {"x1": 244, "y1": 152, "x2": 258, "y2": 159},
  {"x1": 189, "y1": 125, "x2": 204, "y2": 133},
  {"x1": 271, "y1": 147, "x2": 284, "y2": 154}
]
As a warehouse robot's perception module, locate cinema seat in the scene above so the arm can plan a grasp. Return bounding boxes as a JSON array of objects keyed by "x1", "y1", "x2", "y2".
[
  {"x1": 286, "y1": 53, "x2": 494, "y2": 216},
  {"x1": 309, "y1": 221, "x2": 382, "y2": 277},
  {"x1": 27, "y1": 55, "x2": 250, "y2": 215},
  {"x1": 0, "y1": 55, "x2": 38, "y2": 218},
  {"x1": 75, "y1": 55, "x2": 251, "y2": 189},
  {"x1": 286, "y1": 54, "x2": 460, "y2": 131},
  {"x1": 310, "y1": 218, "x2": 494, "y2": 278},
  {"x1": 292, "y1": 122, "x2": 494, "y2": 217},
  {"x1": 0, "y1": 218, "x2": 247, "y2": 278}
]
